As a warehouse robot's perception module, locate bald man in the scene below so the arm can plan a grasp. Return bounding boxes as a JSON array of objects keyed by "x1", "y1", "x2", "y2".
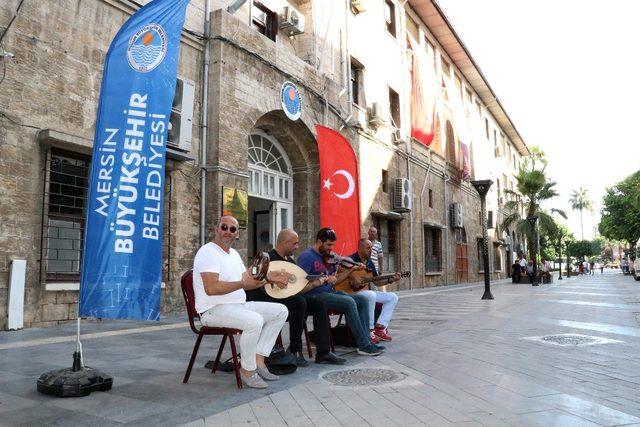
[
  {"x1": 193, "y1": 215, "x2": 290, "y2": 389},
  {"x1": 247, "y1": 229, "x2": 345, "y2": 366}
]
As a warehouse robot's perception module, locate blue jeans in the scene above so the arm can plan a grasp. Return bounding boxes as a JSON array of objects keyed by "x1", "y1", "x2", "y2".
[{"x1": 312, "y1": 291, "x2": 371, "y2": 349}]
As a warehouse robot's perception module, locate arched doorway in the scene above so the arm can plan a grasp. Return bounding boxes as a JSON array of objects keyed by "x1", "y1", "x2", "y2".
[{"x1": 247, "y1": 130, "x2": 293, "y2": 255}]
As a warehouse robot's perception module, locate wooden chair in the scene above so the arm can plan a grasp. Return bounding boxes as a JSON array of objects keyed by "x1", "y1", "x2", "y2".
[{"x1": 180, "y1": 270, "x2": 244, "y2": 389}]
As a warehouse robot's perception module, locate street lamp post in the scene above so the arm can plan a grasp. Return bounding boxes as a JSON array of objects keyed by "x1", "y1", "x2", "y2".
[
  {"x1": 565, "y1": 241, "x2": 571, "y2": 278},
  {"x1": 527, "y1": 215, "x2": 539, "y2": 286},
  {"x1": 557, "y1": 238, "x2": 563, "y2": 281},
  {"x1": 471, "y1": 179, "x2": 494, "y2": 300}
]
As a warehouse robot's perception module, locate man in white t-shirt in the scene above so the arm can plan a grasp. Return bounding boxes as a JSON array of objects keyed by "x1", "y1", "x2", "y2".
[{"x1": 193, "y1": 215, "x2": 290, "y2": 389}]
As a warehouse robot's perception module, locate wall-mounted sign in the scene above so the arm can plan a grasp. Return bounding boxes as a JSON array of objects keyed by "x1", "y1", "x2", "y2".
[
  {"x1": 222, "y1": 186, "x2": 248, "y2": 228},
  {"x1": 281, "y1": 81, "x2": 302, "y2": 121}
]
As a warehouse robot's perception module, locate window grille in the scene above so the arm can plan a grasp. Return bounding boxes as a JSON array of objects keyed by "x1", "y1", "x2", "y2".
[
  {"x1": 424, "y1": 226, "x2": 442, "y2": 272},
  {"x1": 40, "y1": 148, "x2": 90, "y2": 282}
]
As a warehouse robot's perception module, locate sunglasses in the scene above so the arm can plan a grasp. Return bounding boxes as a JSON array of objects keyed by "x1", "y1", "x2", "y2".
[{"x1": 220, "y1": 224, "x2": 238, "y2": 233}]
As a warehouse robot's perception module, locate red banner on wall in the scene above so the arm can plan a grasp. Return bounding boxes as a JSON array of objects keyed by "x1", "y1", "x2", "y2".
[
  {"x1": 316, "y1": 125, "x2": 361, "y2": 255},
  {"x1": 409, "y1": 38, "x2": 436, "y2": 147}
]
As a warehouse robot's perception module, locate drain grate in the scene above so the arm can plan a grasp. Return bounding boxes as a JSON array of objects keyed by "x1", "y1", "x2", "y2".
[
  {"x1": 322, "y1": 368, "x2": 406, "y2": 386},
  {"x1": 523, "y1": 333, "x2": 623, "y2": 346}
]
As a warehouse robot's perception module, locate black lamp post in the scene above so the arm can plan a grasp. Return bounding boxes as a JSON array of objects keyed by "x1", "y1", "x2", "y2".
[
  {"x1": 565, "y1": 241, "x2": 571, "y2": 278},
  {"x1": 527, "y1": 215, "x2": 539, "y2": 286},
  {"x1": 471, "y1": 179, "x2": 493, "y2": 300},
  {"x1": 557, "y1": 237, "x2": 563, "y2": 281}
]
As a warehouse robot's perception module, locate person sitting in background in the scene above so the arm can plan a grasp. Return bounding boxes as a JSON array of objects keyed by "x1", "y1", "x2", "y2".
[{"x1": 526, "y1": 260, "x2": 535, "y2": 281}]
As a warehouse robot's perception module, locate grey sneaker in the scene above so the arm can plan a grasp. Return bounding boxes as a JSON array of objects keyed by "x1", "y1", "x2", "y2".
[
  {"x1": 256, "y1": 367, "x2": 279, "y2": 381},
  {"x1": 241, "y1": 372, "x2": 268, "y2": 389},
  {"x1": 357, "y1": 344, "x2": 382, "y2": 356}
]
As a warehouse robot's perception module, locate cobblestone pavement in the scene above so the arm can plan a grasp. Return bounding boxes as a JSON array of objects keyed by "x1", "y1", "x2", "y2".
[{"x1": 2, "y1": 271, "x2": 640, "y2": 426}]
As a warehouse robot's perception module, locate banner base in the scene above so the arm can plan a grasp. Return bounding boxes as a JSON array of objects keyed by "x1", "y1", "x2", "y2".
[{"x1": 37, "y1": 352, "x2": 113, "y2": 398}]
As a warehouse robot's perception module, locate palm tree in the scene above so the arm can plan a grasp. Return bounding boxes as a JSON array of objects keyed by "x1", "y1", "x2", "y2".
[
  {"x1": 502, "y1": 149, "x2": 567, "y2": 262},
  {"x1": 569, "y1": 187, "x2": 593, "y2": 240}
]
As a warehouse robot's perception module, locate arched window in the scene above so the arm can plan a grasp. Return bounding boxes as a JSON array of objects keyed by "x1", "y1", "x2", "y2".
[{"x1": 247, "y1": 131, "x2": 293, "y2": 202}]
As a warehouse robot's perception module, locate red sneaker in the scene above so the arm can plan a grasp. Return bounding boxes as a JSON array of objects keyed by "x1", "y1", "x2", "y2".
[
  {"x1": 369, "y1": 331, "x2": 380, "y2": 345},
  {"x1": 373, "y1": 327, "x2": 393, "y2": 341}
]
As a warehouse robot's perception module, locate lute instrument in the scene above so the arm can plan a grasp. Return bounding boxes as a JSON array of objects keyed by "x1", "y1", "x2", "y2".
[{"x1": 263, "y1": 261, "x2": 323, "y2": 299}]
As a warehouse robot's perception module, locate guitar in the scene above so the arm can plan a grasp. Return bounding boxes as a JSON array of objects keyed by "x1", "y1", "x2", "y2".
[
  {"x1": 333, "y1": 269, "x2": 411, "y2": 293},
  {"x1": 263, "y1": 261, "x2": 323, "y2": 299}
]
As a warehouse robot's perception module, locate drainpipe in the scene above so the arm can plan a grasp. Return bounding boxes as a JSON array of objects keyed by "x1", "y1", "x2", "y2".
[
  {"x1": 199, "y1": 0, "x2": 211, "y2": 246},
  {"x1": 443, "y1": 171, "x2": 450, "y2": 284},
  {"x1": 419, "y1": 149, "x2": 433, "y2": 288},
  {"x1": 406, "y1": 141, "x2": 413, "y2": 289}
]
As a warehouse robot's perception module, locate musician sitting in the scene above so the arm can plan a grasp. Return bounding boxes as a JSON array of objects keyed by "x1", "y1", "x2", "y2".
[
  {"x1": 350, "y1": 238, "x2": 399, "y2": 343},
  {"x1": 246, "y1": 229, "x2": 346, "y2": 366},
  {"x1": 193, "y1": 215, "x2": 291, "y2": 389},
  {"x1": 297, "y1": 228, "x2": 384, "y2": 356}
]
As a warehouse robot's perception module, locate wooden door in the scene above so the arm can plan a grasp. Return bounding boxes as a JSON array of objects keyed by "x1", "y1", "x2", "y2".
[{"x1": 456, "y1": 243, "x2": 468, "y2": 283}]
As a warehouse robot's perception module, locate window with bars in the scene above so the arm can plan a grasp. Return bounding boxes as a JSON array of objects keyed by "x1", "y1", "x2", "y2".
[
  {"x1": 40, "y1": 148, "x2": 173, "y2": 283},
  {"x1": 41, "y1": 149, "x2": 90, "y2": 282},
  {"x1": 350, "y1": 57, "x2": 364, "y2": 107},
  {"x1": 424, "y1": 226, "x2": 442, "y2": 272}
]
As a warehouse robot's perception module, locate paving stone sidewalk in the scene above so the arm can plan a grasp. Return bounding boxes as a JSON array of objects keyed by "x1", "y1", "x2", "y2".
[{"x1": 2, "y1": 271, "x2": 640, "y2": 426}]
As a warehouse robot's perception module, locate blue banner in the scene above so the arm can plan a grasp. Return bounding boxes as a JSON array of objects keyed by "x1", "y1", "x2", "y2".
[{"x1": 79, "y1": 0, "x2": 190, "y2": 320}]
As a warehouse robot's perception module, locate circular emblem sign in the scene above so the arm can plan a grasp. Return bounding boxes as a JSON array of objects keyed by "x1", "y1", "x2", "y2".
[
  {"x1": 127, "y1": 23, "x2": 168, "y2": 73},
  {"x1": 281, "y1": 81, "x2": 302, "y2": 121}
]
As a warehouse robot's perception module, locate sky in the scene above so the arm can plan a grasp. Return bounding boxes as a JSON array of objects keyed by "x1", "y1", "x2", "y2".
[{"x1": 436, "y1": 0, "x2": 640, "y2": 241}]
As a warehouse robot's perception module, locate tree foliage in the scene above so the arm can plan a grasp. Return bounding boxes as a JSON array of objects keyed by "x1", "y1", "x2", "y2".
[
  {"x1": 599, "y1": 171, "x2": 640, "y2": 260},
  {"x1": 568, "y1": 240, "x2": 596, "y2": 259},
  {"x1": 502, "y1": 146, "x2": 567, "y2": 261},
  {"x1": 569, "y1": 187, "x2": 593, "y2": 240}
]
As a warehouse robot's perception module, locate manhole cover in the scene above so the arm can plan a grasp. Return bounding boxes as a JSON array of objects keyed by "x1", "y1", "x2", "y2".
[
  {"x1": 522, "y1": 333, "x2": 623, "y2": 346},
  {"x1": 322, "y1": 368, "x2": 406, "y2": 386}
]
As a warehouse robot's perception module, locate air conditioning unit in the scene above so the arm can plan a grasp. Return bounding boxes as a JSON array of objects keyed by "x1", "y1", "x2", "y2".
[
  {"x1": 449, "y1": 202, "x2": 463, "y2": 229},
  {"x1": 167, "y1": 77, "x2": 195, "y2": 152},
  {"x1": 279, "y1": 6, "x2": 305, "y2": 36},
  {"x1": 351, "y1": 0, "x2": 368, "y2": 14},
  {"x1": 368, "y1": 102, "x2": 385, "y2": 128},
  {"x1": 393, "y1": 178, "x2": 412, "y2": 212}
]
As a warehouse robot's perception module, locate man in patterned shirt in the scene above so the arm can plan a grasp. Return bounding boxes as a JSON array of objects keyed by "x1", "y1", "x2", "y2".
[{"x1": 368, "y1": 226, "x2": 383, "y2": 275}]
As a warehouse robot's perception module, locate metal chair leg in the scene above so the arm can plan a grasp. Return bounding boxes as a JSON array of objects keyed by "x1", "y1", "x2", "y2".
[
  {"x1": 212, "y1": 334, "x2": 227, "y2": 373},
  {"x1": 229, "y1": 334, "x2": 242, "y2": 389},
  {"x1": 183, "y1": 333, "x2": 204, "y2": 383}
]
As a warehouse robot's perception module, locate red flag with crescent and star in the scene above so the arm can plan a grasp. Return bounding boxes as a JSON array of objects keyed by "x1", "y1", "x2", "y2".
[{"x1": 316, "y1": 125, "x2": 361, "y2": 256}]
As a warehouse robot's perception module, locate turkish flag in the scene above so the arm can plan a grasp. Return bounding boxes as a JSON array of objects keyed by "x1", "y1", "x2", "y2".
[{"x1": 316, "y1": 125, "x2": 361, "y2": 255}]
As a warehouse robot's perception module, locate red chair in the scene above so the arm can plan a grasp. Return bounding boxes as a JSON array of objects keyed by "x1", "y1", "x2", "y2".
[{"x1": 180, "y1": 270, "x2": 244, "y2": 389}]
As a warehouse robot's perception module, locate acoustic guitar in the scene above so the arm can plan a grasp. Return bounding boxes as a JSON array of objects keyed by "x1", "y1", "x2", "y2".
[
  {"x1": 263, "y1": 261, "x2": 323, "y2": 299},
  {"x1": 333, "y1": 269, "x2": 411, "y2": 293}
]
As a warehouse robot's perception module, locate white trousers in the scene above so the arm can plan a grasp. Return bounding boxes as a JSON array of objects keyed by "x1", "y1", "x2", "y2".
[
  {"x1": 201, "y1": 301, "x2": 288, "y2": 371},
  {"x1": 357, "y1": 289, "x2": 399, "y2": 329}
]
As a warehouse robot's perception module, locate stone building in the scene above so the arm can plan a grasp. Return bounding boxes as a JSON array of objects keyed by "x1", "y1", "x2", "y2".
[{"x1": 0, "y1": 0, "x2": 529, "y2": 330}]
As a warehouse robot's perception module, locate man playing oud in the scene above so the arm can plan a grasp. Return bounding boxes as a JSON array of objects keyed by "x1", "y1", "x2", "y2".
[
  {"x1": 193, "y1": 215, "x2": 290, "y2": 389},
  {"x1": 246, "y1": 229, "x2": 345, "y2": 366},
  {"x1": 350, "y1": 238, "x2": 399, "y2": 343}
]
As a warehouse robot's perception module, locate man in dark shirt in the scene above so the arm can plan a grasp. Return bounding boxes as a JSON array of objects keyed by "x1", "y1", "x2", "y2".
[
  {"x1": 297, "y1": 228, "x2": 383, "y2": 356},
  {"x1": 246, "y1": 229, "x2": 345, "y2": 365}
]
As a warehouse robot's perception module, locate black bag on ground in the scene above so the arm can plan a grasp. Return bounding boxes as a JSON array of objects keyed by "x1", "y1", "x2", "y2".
[{"x1": 265, "y1": 346, "x2": 297, "y2": 375}]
